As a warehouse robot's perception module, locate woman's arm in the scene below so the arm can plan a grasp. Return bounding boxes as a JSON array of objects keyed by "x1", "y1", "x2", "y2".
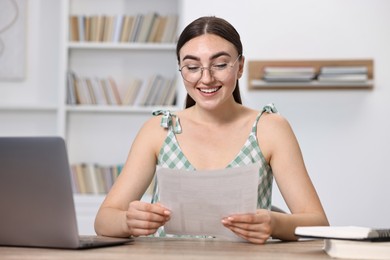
[
  {"x1": 222, "y1": 113, "x2": 328, "y2": 244},
  {"x1": 265, "y1": 113, "x2": 329, "y2": 240},
  {"x1": 94, "y1": 116, "x2": 171, "y2": 237}
]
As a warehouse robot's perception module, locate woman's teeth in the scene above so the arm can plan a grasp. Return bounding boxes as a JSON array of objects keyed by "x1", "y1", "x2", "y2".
[{"x1": 199, "y1": 87, "x2": 219, "y2": 93}]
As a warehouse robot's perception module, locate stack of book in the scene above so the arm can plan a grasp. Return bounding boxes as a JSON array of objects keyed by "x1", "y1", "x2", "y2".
[
  {"x1": 317, "y1": 66, "x2": 369, "y2": 83},
  {"x1": 69, "y1": 12, "x2": 178, "y2": 43},
  {"x1": 70, "y1": 163, "x2": 155, "y2": 195},
  {"x1": 262, "y1": 66, "x2": 316, "y2": 82},
  {"x1": 295, "y1": 226, "x2": 390, "y2": 259},
  {"x1": 70, "y1": 163, "x2": 122, "y2": 194},
  {"x1": 67, "y1": 71, "x2": 177, "y2": 107}
]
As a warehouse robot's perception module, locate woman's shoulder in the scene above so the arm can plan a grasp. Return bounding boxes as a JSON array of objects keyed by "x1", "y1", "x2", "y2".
[
  {"x1": 141, "y1": 112, "x2": 168, "y2": 132},
  {"x1": 256, "y1": 105, "x2": 293, "y2": 135}
]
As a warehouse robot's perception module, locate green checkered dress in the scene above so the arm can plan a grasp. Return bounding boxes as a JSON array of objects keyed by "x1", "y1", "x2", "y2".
[{"x1": 151, "y1": 104, "x2": 277, "y2": 237}]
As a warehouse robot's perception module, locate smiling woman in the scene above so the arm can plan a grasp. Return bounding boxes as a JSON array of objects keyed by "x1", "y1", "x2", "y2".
[{"x1": 94, "y1": 16, "x2": 329, "y2": 245}]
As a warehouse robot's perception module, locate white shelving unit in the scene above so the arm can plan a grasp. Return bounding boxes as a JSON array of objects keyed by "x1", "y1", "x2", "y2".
[{"x1": 60, "y1": 0, "x2": 182, "y2": 234}]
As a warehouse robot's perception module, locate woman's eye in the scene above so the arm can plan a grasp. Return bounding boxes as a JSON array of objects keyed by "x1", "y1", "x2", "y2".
[
  {"x1": 186, "y1": 65, "x2": 200, "y2": 72},
  {"x1": 212, "y1": 63, "x2": 228, "y2": 70}
]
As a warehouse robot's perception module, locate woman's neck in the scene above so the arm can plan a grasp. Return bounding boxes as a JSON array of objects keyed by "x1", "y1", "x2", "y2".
[{"x1": 190, "y1": 101, "x2": 244, "y2": 126}]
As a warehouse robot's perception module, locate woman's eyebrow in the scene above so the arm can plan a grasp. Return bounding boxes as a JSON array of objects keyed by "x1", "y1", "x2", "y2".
[
  {"x1": 209, "y1": 51, "x2": 231, "y2": 60},
  {"x1": 181, "y1": 51, "x2": 232, "y2": 62},
  {"x1": 182, "y1": 55, "x2": 200, "y2": 62}
]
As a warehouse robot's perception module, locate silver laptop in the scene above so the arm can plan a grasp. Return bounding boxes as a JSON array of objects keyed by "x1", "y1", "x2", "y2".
[{"x1": 0, "y1": 136, "x2": 133, "y2": 249}]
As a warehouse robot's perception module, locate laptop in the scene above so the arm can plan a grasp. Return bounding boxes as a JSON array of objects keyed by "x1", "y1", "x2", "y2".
[{"x1": 0, "y1": 136, "x2": 133, "y2": 249}]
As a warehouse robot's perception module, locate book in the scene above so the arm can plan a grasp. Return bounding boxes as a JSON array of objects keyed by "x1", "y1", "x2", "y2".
[
  {"x1": 317, "y1": 73, "x2": 368, "y2": 82},
  {"x1": 77, "y1": 15, "x2": 85, "y2": 42},
  {"x1": 91, "y1": 77, "x2": 108, "y2": 105},
  {"x1": 66, "y1": 71, "x2": 77, "y2": 105},
  {"x1": 102, "y1": 15, "x2": 114, "y2": 42},
  {"x1": 320, "y1": 66, "x2": 368, "y2": 75},
  {"x1": 263, "y1": 74, "x2": 315, "y2": 82},
  {"x1": 107, "y1": 77, "x2": 122, "y2": 105},
  {"x1": 263, "y1": 66, "x2": 316, "y2": 75},
  {"x1": 122, "y1": 78, "x2": 142, "y2": 105},
  {"x1": 129, "y1": 14, "x2": 143, "y2": 42},
  {"x1": 262, "y1": 66, "x2": 316, "y2": 82},
  {"x1": 147, "y1": 16, "x2": 162, "y2": 42},
  {"x1": 161, "y1": 14, "x2": 178, "y2": 43},
  {"x1": 295, "y1": 226, "x2": 390, "y2": 241},
  {"x1": 120, "y1": 16, "x2": 133, "y2": 42},
  {"x1": 136, "y1": 12, "x2": 158, "y2": 43},
  {"x1": 324, "y1": 239, "x2": 390, "y2": 260},
  {"x1": 112, "y1": 15, "x2": 124, "y2": 42}
]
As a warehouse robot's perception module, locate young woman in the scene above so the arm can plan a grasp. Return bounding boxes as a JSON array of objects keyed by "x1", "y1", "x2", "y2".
[{"x1": 94, "y1": 16, "x2": 329, "y2": 244}]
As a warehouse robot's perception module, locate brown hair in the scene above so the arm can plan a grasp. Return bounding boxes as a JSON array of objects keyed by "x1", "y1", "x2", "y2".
[{"x1": 176, "y1": 16, "x2": 243, "y2": 108}]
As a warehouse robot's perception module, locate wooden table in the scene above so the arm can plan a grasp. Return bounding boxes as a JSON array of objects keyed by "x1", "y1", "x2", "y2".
[{"x1": 0, "y1": 237, "x2": 331, "y2": 259}]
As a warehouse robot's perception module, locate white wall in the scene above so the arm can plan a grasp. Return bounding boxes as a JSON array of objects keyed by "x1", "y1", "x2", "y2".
[
  {"x1": 0, "y1": 0, "x2": 60, "y2": 106},
  {"x1": 181, "y1": 0, "x2": 390, "y2": 228},
  {"x1": 0, "y1": 0, "x2": 61, "y2": 136}
]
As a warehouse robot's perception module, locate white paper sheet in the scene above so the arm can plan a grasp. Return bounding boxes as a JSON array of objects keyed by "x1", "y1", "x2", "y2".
[{"x1": 156, "y1": 163, "x2": 259, "y2": 241}]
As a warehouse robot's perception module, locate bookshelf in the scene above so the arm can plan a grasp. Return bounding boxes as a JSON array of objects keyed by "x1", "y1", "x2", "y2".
[
  {"x1": 60, "y1": 0, "x2": 182, "y2": 234},
  {"x1": 248, "y1": 59, "x2": 374, "y2": 90},
  {"x1": 59, "y1": 0, "x2": 181, "y2": 163}
]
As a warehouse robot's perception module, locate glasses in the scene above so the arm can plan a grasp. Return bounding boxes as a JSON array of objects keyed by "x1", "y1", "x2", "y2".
[{"x1": 179, "y1": 55, "x2": 241, "y2": 83}]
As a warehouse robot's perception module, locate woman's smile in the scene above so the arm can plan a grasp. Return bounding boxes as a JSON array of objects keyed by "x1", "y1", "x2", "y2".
[{"x1": 198, "y1": 86, "x2": 222, "y2": 94}]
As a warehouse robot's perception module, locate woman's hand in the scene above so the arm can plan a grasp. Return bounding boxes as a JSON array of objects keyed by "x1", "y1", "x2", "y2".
[
  {"x1": 221, "y1": 209, "x2": 272, "y2": 244},
  {"x1": 125, "y1": 201, "x2": 171, "y2": 237}
]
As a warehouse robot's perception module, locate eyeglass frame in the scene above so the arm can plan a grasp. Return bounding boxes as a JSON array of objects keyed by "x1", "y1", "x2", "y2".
[{"x1": 178, "y1": 54, "x2": 242, "y2": 83}]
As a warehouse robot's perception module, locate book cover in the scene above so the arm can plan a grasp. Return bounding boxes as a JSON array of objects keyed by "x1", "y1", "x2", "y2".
[
  {"x1": 69, "y1": 16, "x2": 79, "y2": 41},
  {"x1": 112, "y1": 15, "x2": 124, "y2": 42},
  {"x1": 120, "y1": 16, "x2": 133, "y2": 42},
  {"x1": 295, "y1": 226, "x2": 390, "y2": 241},
  {"x1": 122, "y1": 78, "x2": 142, "y2": 106},
  {"x1": 137, "y1": 12, "x2": 158, "y2": 43}
]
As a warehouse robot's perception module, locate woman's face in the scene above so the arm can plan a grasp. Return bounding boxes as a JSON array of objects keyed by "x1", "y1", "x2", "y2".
[{"x1": 178, "y1": 34, "x2": 244, "y2": 110}]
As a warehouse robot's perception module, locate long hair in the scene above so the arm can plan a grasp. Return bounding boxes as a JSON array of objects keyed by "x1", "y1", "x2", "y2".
[{"x1": 176, "y1": 16, "x2": 243, "y2": 108}]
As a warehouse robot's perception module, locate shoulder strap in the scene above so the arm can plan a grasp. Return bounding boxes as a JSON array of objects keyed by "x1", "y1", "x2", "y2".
[
  {"x1": 252, "y1": 103, "x2": 279, "y2": 133},
  {"x1": 152, "y1": 110, "x2": 182, "y2": 134}
]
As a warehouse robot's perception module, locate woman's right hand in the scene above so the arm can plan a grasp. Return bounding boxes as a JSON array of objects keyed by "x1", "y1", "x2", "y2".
[{"x1": 125, "y1": 201, "x2": 171, "y2": 236}]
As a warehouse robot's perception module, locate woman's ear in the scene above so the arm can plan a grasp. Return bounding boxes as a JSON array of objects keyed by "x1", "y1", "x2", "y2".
[{"x1": 238, "y1": 55, "x2": 245, "y2": 78}]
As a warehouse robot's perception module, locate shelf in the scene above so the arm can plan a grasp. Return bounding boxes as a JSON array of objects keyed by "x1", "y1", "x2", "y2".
[
  {"x1": 0, "y1": 105, "x2": 58, "y2": 112},
  {"x1": 250, "y1": 79, "x2": 373, "y2": 89},
  {"x1": 66, "y1": 105, "x2": 179, "y2": 113},
  {"x1": 248, "y1": 59, "x2": 374, "y2": 90},
  {"x1": 68, "y1": 42, "x2": 176, "y2": 51}
]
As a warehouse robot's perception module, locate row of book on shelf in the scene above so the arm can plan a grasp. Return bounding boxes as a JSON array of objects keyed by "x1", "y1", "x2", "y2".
[
  {"x1": 69, "y1": 12, "x2": 178, "y2": 43},
  {"x1": 261, "y1": 65, "x2": 369, "y2": 84},
  {"x1": 67, "y1": 71, "x2": 177, "y2": 106},
  {"x1": 70, "y1": 163, "x2": 155, "y2": 195}
]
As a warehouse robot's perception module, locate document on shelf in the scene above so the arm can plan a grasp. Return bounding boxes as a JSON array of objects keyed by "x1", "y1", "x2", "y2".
[{"x1": 156, "y1": 163, "x2": 259, "y2": 241}]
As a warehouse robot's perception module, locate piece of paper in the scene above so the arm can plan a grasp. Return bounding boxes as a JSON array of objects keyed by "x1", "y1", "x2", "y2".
[{"x1": 156, "y1": 163, "x2": 259, "y2": 241}]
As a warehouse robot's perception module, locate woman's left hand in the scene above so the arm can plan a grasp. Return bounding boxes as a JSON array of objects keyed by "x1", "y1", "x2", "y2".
[{"x1": 221, "y1": 209, "x2": 273, "y2": 244}]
